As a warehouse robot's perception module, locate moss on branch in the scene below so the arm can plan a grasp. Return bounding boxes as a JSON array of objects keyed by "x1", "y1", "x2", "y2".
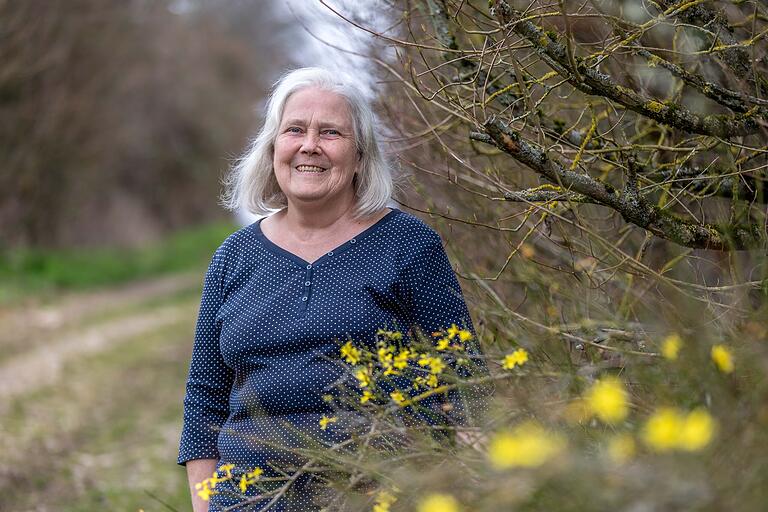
[
  {"x1": 481, "y1": 118, "x2": 766, "y2": 250},
  {"x1": 489, "y1": 1, "x2": 766, "y2": 138}
]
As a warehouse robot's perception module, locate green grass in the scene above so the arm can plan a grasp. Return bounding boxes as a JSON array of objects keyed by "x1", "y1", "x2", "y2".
[{"x1": 0, "y1": 221, "x2": 238, "y2": 303}]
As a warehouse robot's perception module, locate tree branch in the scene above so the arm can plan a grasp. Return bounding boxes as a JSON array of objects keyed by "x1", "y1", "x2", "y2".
[
  {"x1": 483, "y1": 117, "x2": 765, "y2": 250},
  {"x1": 490, "y1": 1, "x2": 766, "y2": 138}
]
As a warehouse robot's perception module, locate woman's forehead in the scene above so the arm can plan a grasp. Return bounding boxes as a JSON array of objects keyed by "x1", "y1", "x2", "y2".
[{"x1": 280, "y1": 87, "x2": 353, "y2": 126}]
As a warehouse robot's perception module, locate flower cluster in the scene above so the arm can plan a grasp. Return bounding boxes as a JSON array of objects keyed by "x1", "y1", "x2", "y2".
[
  {"x1": 642, "y1": 407, "x2": 716, "y2": 452},
  {"x1": 502, "y1": 348, "x2": 529, "y2": 370},
  {"x1": 194, "y1": 463, "x2": 233, "y2": 501},
  {"x1": 194, "y1": 463, "x2": 263, "y2": 501},
  {"x1": 372, "y1": 489, "x2": 398, "y2": 512},
  {"x1": 661, "y1": 334, "x2": 682, "y2": 360},
  {"x1": 417, "y1": 493, "x2": 461, "y2": 512},
  {"x1": 584, "y1": 376, "x2": 629, "y2": 424},
  {"x1": 711, "y1": 344, "x2": 735, "y2": 373},
  {"x1": 339, "y1": 325, "x2": 473, "y2": 408},
  {"x1": 565, "y1": 376, "x2": 630, "y2": 425},
  {"x1": 487, "y1": 421, "x2": 565, "y2": 469}
]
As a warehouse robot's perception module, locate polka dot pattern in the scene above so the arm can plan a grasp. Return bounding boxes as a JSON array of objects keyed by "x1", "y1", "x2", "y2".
[{"x1": 178, "y1": 208, "x2": 492, "y2": 510}]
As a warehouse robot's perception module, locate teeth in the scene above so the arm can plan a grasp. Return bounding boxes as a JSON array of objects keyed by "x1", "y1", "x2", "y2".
[{"x1": 296, "y1": 165, "x2": 325, "y2": 173}]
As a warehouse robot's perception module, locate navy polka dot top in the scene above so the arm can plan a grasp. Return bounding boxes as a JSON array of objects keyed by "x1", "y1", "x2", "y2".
[{"x1": 178, "y1": 208, "x2": 491, "y2": 468}]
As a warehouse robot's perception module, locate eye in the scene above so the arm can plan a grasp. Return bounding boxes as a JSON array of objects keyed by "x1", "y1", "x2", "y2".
[
  {"x1": 285, "y1": 126, "x2": 302, "y2": 134},
  {"x1": 322, "y1": 129, "x2": 341, "y2": 137}
]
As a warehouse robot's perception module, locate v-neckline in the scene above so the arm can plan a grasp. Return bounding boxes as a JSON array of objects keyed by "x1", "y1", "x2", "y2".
[{"x1": 251, "y1": 208, "x2": 401, "y2": 267}]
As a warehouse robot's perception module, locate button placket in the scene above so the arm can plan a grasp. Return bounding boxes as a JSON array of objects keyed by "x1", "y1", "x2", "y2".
[{"x1": 300, "y1": 263, "x2": 313, "y2": 315}]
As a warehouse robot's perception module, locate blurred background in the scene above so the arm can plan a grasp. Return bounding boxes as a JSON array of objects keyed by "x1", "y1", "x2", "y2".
[
  {"x1": 0, "y1": 1, "x2": 396, "y2": 509},
  {"x1": 2, "y1": 1, "x2": 767, "y2": 511}
]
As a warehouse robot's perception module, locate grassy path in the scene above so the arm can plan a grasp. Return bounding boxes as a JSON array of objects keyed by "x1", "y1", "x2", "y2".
[{"x1": 0, "y1": 275, "x2": 204, "y2": 511}]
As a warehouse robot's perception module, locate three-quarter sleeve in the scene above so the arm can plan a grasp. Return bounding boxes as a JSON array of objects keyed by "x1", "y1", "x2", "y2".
[
  {"x1": 401, "y1": 235, "x2": 494, "y2": 428},
  {"x1": 178, "y1": 249, "x2": 235, "y2": 465}
]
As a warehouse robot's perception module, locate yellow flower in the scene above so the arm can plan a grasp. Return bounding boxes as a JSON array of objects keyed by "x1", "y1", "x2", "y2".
[
  {"x1": 376, "y1": 328, "x2": 402, "y2": 341},
  {"x1": 360, "y1": 389, "x2": 374, "y2": 404},
  {"x1": 208, "y1": 470, "x2": 223, "y2": 489},
  {"x1": 218, "y1": 464, "x2": 235, "y2": 482},
  {"x1": 711, "y1": 344, "x2": 734, "y2": 373},
  {"x1": 642, "y1": 407, "x2": 684, "y2": 452},
  {"x1": 458, "y1": 329, "x2": 473, "y2": 342},
  {"x1": 341, "y1": 341, "x2": 361, "y2": 365},
  {"x1": 679, "y1": 408, "x2": 716, "y2": 451},
  {"x1": 355, "y1": 367, "x2": 372, "y2": 388},
  {"x1": 319, "y1": 415, "x2": 338, "y2": 430},
  {"x1": 502, "y1": 348, "x2": 529, "y2": 369},
  {"x1": 487, "y1": 422, "x2": 565, "y2": 469},
  {"x1": 417, "y1": 493, "x2": 460, "y2": 512},
  {"x1": 239, "y1": 467, "x2": 263, "y2": 493},
  {"x1": 426, "y1": 374, "x2": 439, "y2": 388},
  {"x1": 196, "y1": 484, "x2": 213, "y2": 501},
  {"x1": 607, "y1": 433, "x2": 636, "y2": 463},
  {"x1": 390, "y1": 390, "x2": 407, "y2": 405},
  {"x1": 584, "y1": 376, "x2": 629, "y2": 424},
  {"x1": 436, "y1": 337, "x2": 451, "y2": 351},
  {"x1": 429, "y1": 357, "x2": 445, "y2": 374},
  {"x1": 447, "y1": 324, "x2": 461, "y2": 339},
  {"x1": 393, "y1": 349, "x2": 412, "y2": 369},
  {"x1": 373, "y1": 490, "x2": 397, "y2": 512},
  {"x1": 378, "y1": 346, "x2": 394, "y2": 363},
  {"x1": 417, "y1": 355, "x2": 445, "y2": 374},
  {"x1": 661, "y1": 334, "x2": 682, "y2": 360}
]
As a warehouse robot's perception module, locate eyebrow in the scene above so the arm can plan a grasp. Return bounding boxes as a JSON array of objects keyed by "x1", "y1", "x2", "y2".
[{"x1": 280, "y1": 118, "x2": 351, "y2": 131}]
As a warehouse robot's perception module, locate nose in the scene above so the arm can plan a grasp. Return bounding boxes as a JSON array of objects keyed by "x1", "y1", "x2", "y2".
[{"x1": 299, "y1": 130, "x2": 321, "y2": 154}]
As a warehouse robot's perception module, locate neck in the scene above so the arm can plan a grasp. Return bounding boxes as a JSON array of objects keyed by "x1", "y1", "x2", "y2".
[{"x1": 280, "y1": 193, "x2": 358, "y2": 237}]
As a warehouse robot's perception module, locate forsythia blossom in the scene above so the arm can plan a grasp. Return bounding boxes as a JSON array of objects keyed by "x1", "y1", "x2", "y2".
[
  {"x1": 319, "y1": 415, "x2": 337, "y2": 430},
  {"x1": 238, "y1": 467, "x2": 263, "y2": 493},
  {"x1": 418, "y1": 493, "x2": 460, "y2": 512},
  {"x1": 584, "y1": 376, "x2": 629, "y2": 424},
  {"x1": 340, "y1": 341, "x2": 361, "y2": 364},
  {"x1": 642, "y1": 407, "x2": 716, "y2": 452},
  {"x1": 661, "y1": 334, "x2": 682, "y2": 360},
  {"x1": 390, "y1": 390, "x2": 407, "y2": 405},
  {"x1": 711, "y1": 344, "x2": 735, "y2": 373},
  {"x1": 355, "y1": 366, "x2": 372, "y2": 388},
  {"x1": 502, "y1": 348, "x2": 529, "y2": 370},
  {"x1": 373, "y1": 490, "x2": 398, "y2": 512},
  {"x1": 487, "y1": 422, "x2": 565, "y2": 469}
]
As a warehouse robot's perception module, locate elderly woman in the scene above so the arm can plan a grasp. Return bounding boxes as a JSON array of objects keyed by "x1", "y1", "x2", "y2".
[{"x1": 178, "y1": 67, "x2": 491, "y2": 511}]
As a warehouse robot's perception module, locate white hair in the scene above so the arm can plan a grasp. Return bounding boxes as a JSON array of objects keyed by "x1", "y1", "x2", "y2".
[{"x1": 221, "y1": 67, "x2": 393, "y2": 218}]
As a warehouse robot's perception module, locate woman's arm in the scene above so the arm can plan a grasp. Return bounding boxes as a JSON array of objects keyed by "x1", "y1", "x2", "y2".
[
  {"x1": 401, "y1": 235, "x2": 495, "y2": 427},
  {"x1": 186, "y1": 458, "x2": 218, "y2": 512}
]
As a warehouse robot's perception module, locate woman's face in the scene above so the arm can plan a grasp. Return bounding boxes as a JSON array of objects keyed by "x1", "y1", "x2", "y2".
[{"x1": 273, "y1": 87, "x2": 359, "y2": 210}]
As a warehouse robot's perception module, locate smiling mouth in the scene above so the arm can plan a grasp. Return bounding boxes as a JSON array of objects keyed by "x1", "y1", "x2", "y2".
[{"x1": 295, "y1": 165, "x2": 327, "y2": 173}]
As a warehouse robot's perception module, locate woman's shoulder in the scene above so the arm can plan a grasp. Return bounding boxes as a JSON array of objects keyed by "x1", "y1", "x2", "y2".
[
  {"x1": 370, "y1": 209, "x2": 446, "y2": 270},
  {"x1": 207, "y1": 219, "x2": 265, "y2": 264},
  {"x1": 384, "y1": 208, "x2": 443, "y2": 247}
]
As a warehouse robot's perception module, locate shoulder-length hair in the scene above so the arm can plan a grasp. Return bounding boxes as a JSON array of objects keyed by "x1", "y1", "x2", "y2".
[{"x1": 221, "y1": 67, "x2": 393, "y2": 218}]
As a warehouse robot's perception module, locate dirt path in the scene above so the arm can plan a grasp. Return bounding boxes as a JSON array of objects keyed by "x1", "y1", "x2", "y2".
[{"x1": 0, "y1": 273, "x2": 201, "y2": 407}]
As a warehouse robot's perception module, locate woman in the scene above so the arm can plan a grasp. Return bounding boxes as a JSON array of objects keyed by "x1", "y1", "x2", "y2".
[{"x1": 178, "y1": 68, "x2": 491, "y2": 511}]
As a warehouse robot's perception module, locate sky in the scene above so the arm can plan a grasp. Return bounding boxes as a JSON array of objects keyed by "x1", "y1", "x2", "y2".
[{"x1": 276, "y1": 0, "x2": 395, "y2": 96}]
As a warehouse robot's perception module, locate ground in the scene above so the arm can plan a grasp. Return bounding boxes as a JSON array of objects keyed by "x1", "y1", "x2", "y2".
[{"x1": 0, "y1": 273, "x2": 202, "y2": 511}]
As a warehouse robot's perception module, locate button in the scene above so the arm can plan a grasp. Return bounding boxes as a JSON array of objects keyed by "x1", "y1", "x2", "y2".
[
  {"x1": 306, "y1": 264, "x2": 312, "y2": 269},
  {"x1": 350, "y1": 238, "x2": 356, "y2": 244},
  {"x1": 305, "y1": 281, "x2": 311, "y2": 286},
  {"x1": 302, "y1": 296, "x2": 308, "y2": 301},
  {"x1": 327, "y1": 251, "x2": 334, "y2": 256}
]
